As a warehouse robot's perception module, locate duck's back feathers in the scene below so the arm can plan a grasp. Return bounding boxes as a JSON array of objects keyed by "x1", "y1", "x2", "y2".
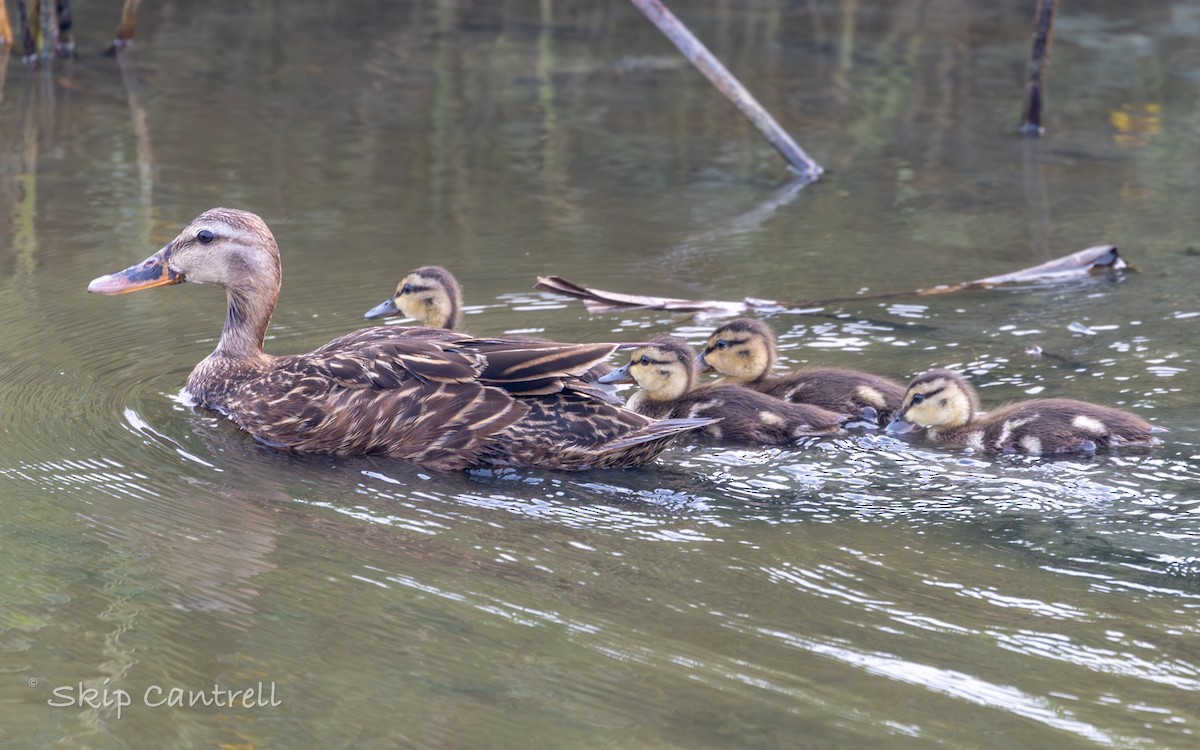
[
  {"x1": 891, "y1": 369, "x2": 1162, "y2": 455},
  {"x1": 630, "y1": 383, "x2": 845, "y2": 444},
  {"x1": 192, "y1": 327, "x2": 698, "y2": 471},
  {"x1": 942, "y1": 398, "x2": 1160, "y2": 454},
  {"x1": 754, "y1": 367, "x2": 906, "y2": 421}
]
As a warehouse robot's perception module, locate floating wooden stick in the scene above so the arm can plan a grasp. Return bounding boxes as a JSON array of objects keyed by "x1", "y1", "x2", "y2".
[
  {"x1": 628, "y1": 0, "x2": 824, "y2": 181},
  {"x1": 1020, "y1": 0, "x2": 1057, "y2": 136},
  {"x1": 536, "y1": 245, "x2": 1127, "y2": 315}
]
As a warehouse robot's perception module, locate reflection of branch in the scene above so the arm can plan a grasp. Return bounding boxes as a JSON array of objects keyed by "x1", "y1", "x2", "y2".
[
  {"x1": 13, "y1": 75, "x2": 41, "y2": 279},
  {"x1": 115, "y1": 49, "x2": 155, "y2": 227},
  {"x1": 0, "y1": 45, "x2": 8, "y2": 105},
  {"x1": 1022, "y1": 139, "x2": 1051, "y2": 259},
  {"x1": 673, "y1": 175, "x2": 811, "y2": 250},
  {"x1": 628, "y1": 0, "x2": 823, "y2": 180},
  {"x1": 537, "y1": 245, "x2": 1129, "y2": 315}
]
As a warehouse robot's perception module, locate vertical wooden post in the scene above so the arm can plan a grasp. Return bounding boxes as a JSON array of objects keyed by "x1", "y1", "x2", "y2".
[
  {"x1": 1020, "y1": 0, "x2": 1057, "y2": 136},
  {"x1": 113, "y1": 0, "x2": 143, "y2": 50},
  {"x1": 0, "y1": 2, "x2": 13, "y2": 48}
]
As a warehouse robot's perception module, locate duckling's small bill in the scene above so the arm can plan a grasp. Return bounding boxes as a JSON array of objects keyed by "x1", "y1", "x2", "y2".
[
  {"x1": 884, "y1": 417, "x2": 920, "y2": 434},
  {"x1": 598, "y1": 363, "x2": 633, "y2": 384},
  {"x1": 363, "y1": 297, "x2": 400, "y2": 320}
]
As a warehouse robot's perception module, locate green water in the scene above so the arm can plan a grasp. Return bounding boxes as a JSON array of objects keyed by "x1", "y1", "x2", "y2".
[{"x1": 1, "y1": 1, "x2": 1198, "y2": 747}]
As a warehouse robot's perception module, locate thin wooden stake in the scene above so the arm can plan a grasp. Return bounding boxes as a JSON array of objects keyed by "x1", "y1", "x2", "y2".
[
  {"x1": 628, "y1": 0, "x2": 824, "y2": 180},
  {"x1": 0, "y1": 2, "x2": 13, "y2": 48},
  {"x1": 109, "y1": 0, "x2": 143, "y2": 53},
  {"x1": 1020, "y1": 0, "x2": 1057, "y2": 136}
]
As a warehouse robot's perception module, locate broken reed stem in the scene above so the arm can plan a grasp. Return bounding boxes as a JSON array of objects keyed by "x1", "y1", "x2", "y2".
[
  {"x1": 1020, "y1": 0, "x2": 1057, "y2": 136},
  {"x1": 627, "y1": 0, "x2": 824, "y2": 181}
]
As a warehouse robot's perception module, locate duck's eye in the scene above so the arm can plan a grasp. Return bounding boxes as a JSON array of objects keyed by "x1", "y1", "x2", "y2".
[
  {"x1": 401, "y1": 283, "x2": 414, "y2": 294},
  {"x1": 714, "y1": 340, "x2": 728, "y2": 350},
  {"x1": 911, "y1": 393, "x2": 926, "y2": 404},
  {"x1": 196, "y1": 229, "x2": 214, "y2": 244},
  {"x1": 638, "y1": 355, "x2": 651, "y2": 366}
]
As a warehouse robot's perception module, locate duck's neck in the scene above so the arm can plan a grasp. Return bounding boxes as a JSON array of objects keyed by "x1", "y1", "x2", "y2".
[{"x1": 214, "y1": 284, "x2": 276, "y2": 362}]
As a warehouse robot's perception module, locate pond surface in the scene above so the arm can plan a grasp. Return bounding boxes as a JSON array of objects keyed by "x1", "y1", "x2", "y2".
[{"x1": 2, "y1": 0, "x2": 1199, "y2": 747}]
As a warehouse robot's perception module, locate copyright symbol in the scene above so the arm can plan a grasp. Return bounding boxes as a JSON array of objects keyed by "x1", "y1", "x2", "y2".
[{"x1": 28, "y1": 678, "x2": 38, "y2": 688}]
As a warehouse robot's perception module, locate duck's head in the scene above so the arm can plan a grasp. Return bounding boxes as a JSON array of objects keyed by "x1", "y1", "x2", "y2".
[
  {"x1": 88, "y1": 208, "x2": 281, "y2": 298},
  {"x1": 696, "y1": 318, "x2": 776, "y2": 381},
  {"x1": 885, "y1": 370, "x2": 979, "y2": 434},
  {"x1": 363, "y1": 266, "x2": 463, "y2": 329},
  {"x1": 598, "y1": 337, "x2": 697, "y2": 401}
]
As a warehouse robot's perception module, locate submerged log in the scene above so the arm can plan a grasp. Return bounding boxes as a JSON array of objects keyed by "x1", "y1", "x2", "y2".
[{"x1": 536, "y1": 245, "x2": 1128, "y2": 315}]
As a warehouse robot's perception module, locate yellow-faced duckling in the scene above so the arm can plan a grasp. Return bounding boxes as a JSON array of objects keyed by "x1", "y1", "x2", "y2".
[
  {"x1": 885, "y1": 369, "x2": 1165, "y2": 454},
  {"x1": 88, "y1": 208, "x2": 713, "y2": 471},
  {"x1": 600, "y1": 336, "x2": 848, "y2": 445},
  {"x1": 363, "y1": 265, "x2": 615, "y2": 383},
  {"x1": 363, "y1": 265, "x2": 463, "y2": 329},
  {"x1": 697, "y1": 318, "x2": 906, "y2": 424}
]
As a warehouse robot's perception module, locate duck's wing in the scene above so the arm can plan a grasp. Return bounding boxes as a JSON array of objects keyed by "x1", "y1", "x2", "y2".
[
  {"x1": 228, "y1": 330, "x2": 525, "y2": 468},
  {"x1": 231, "y1": 327, "x2": 644, "y2": 469},
  {"x1": 457, "y1": 338, "x2": 619, "y2": 397}
]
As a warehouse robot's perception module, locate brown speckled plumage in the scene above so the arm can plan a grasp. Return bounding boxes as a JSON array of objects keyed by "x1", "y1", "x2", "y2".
[
  {"x1": 89, "y1": 209, "x2": 710, "y2": 471},
  {"x1": 601, "y1": 336, "x2": 847, "y2": 445},
  {"x1": 698, "y1": 318, "x2": 905, "y2": 423}
]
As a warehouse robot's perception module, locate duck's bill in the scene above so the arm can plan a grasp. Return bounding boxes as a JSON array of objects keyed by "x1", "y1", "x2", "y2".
[
  {"x1": 884, "y1": 416, "x2": 920, "y2": 434},
  {"x1": 363, "y1": 297, "x2": 400, "y2": 320},
  {"x1": 597, "y1": 362, "x2": 633, "y2": 385},
  {"x1": 87, "y1": 247, "x2": 181, "y2": 295},
  {"x1": 695, "y1": 351, "x2": 713, "y2": 373}
]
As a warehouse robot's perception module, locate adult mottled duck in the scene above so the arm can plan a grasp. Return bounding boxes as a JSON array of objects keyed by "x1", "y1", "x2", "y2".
[{"x1": 87, "y1": 208, "x2": 711, "y2": 471}]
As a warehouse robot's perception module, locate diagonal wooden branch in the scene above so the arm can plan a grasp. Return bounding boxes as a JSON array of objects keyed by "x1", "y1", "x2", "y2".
[
  {"x1": 628, "y1": 0, "x2": 823, "y2": 180},
  {"x1": 536, "y1": 245, "x2": 1128, "y2": 315}
]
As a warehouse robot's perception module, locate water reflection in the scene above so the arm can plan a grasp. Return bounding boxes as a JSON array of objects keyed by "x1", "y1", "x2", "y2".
[{"x1": 2, "y1": 0, "x2": 1199, "y2": 747}]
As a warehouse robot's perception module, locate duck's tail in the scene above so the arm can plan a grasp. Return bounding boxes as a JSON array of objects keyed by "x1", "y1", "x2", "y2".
[{"x1": 582, "y1": 417, "x2": 717, "y2": 469}]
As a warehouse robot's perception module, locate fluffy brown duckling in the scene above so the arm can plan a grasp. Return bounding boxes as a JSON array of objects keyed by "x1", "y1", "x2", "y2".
[
  {"x1": 885, "y1": 369, "x2": 1165, "y2": 454},
  {"x1": 697, "y1": 318, "x2": 906, "y2": 424},
  {"x1": 599, "y1": 336, "x2": 849, "y2": 445},
  {"x1": 363, "y1": 265, "x2": 614, "y2": 382},
  {"x1": 363, "y1": 265, "x2": 463, "y2": 329},
  {"x1": 87, "y1": 209, "x2": 714, "y2": 472}
]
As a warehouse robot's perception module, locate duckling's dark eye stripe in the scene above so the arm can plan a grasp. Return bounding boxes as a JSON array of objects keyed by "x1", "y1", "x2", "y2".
[
  {"x1": 401, "y1": 284, "x2": 432, "y2": 294},
  {"x1": 912, "y1": 386, "x2": 944, "y2": 403},
  {"x1": 705, "y1": 337, "x2": 749, "y2": 353}
]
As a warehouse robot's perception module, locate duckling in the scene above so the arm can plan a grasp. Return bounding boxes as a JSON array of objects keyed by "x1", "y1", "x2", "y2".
[
  {"x1": 363, "y1": 266, "x2": 463, "y2": 329},
  {"x1": 599, "y1": 336, "x2": 848, "y2": 445},
  {"x1": 885, "y1": 369, "x2": 1164, "y2": 454},
  {"x1": 697, "y1": 318, "x2": 906, "y2": 424},
  {"x1": 363, "y1": 265, "x2": 614, "y2": 383},
  {"x1": 87, "y1": 208, "x2": 714, "y2": 472}
]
